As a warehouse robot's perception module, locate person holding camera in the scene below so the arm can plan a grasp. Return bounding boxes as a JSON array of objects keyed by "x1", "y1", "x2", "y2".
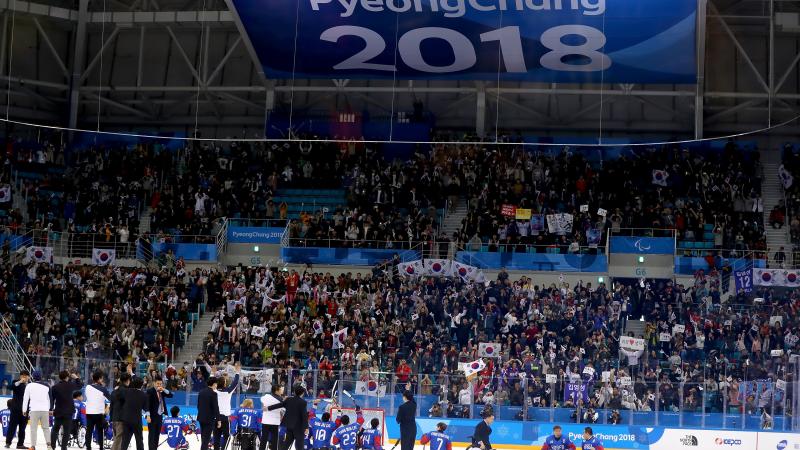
[{"x1": 608, "y1": 410, "x2": 622, "y2": 425}]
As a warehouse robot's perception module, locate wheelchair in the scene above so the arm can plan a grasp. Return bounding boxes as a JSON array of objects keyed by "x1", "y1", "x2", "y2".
[
  {"x1": 232, "y1": 428, "x2": 260, "y2": 450},
  {"x1": 54, "y1": 424, "x2": 86, "y2": 449}
]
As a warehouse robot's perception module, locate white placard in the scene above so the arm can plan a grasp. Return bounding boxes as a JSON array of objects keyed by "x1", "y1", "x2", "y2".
[
  {"x1": 769, "y1": 316, "x2": 783, "y2": 326},
  {"x1": 601, "y1": 371, "x2": 611, "y2": 382},
  {"x1": 619, "y1": 376, "x2": 632, "y2": 387},
  {"x1": 659, "y1": 332, "x2": 672, "y2": 342},
  {"x1": 621, "y1": 337, "x2": 645, "y2": 350},
  {"x1": 672, "y1": 324, "x2": 685, "y2": 335},
  {"x1": 545, "y1": 373, "x2": 557, "y2": 384}
]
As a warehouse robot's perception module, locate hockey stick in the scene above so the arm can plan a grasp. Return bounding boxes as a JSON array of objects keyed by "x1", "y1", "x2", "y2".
[{"x1": 342, "y1": 390, "x2": 360, "y2": 409}]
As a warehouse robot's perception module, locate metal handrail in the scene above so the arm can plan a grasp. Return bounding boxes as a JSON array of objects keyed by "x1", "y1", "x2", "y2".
[
  {"x1": 0, "y1": 315, "x2": 33, "y2": 375},
  {"x1": 285, "y1": 237, "x2": 606, "y2": 253}
]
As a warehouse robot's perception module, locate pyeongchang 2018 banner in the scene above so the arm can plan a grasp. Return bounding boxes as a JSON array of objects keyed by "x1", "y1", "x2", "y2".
[{"x1": 226, "y1": 0, "x2": 697, "y2": 83}]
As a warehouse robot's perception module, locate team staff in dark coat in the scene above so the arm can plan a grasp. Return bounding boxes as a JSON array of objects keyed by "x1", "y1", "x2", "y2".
[
  {"x1": 472, "y1": 410, "x2": 494, "y2": 450},
  {"x1": 197, "y1": 377, "x2": 221, "y2": 450},
  {"x1": 119, "y1": 378, "x2": 149, "y2": 450},
  {"x1": 49, "y1": 371, "x2": 83, "y2": 450},
  {"x1": 145, "y1": 379, "x2": 173, "y2": 450},
  {"x1": 395, "y1": 390, "x2": 416, "y2": 450},
  {"x1": 267, "y1": 385, "x2": 309, "y2": 450},
  {"x1": 109, "y1": 372, "x2": 132, "y2": 450},
  {"x1": 5, "y1": 370, "x2": 29, "y2": 449}
]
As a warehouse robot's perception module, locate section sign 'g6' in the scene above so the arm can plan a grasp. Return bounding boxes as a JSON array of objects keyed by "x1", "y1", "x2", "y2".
[{"x1": 227, "y1": 0, "x2": 697, "y2": 83}]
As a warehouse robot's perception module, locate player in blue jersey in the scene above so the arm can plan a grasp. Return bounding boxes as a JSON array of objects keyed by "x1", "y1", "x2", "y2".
[
  {"x1": 580, "y1": 427, "x2": 603, "y2": 450},
  {"x1": 542, "y1": 425, "x2": 575, "y2": 450},
  {"x1": 161, "y1": 406, "x2": 192, "y2": 449},
  {"x1": 331, "y1": 414, "x2": 360, "y2": 450},
  {"x1": 420, "y1": 423, "x2": 451, "y2": 450},
  {"x1": 230, "y1": 399, "x2": 259, "y2": 450},
  {"x1": 309, "y1": 412, "x2": 336, "y2": 450},
  {"x1": 0, "y1": 400, "x2": 11, "y2": 438},
  {"x1": 359, "y1": 418, "x2": 382, "y2": 450},
  {"x1": 231, "y1": 399, "x2": 261, "y2": 435},
  {"x1": 72, "y1": 392, "x2": 87, "y2": 445}
]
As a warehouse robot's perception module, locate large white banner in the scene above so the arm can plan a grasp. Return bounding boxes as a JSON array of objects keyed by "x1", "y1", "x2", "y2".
[
  {"x1": 397, "y1": 260, "x2": 424, "y2": 277},
  {"x1": 620, "y1": 336, "x2": 645, "y2": 351},
  {"x1": 478, "y1": 342, "x2": 502, "y2": 357},
  {"x1": 423, "y1": 259, "x2": 451, "y2": 277}
]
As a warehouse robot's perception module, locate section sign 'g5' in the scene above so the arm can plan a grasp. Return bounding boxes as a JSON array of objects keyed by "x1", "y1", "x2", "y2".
[{"x1": 227, "y1": 0, "x2": 697, "y2": 83}]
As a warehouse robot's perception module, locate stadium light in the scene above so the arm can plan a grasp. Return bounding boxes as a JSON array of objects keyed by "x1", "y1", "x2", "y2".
[
  {"x1": 597, "y1": 276, "x2": 604, "y2": 283},
  {"x1": 638, "y1": 256, "x2": 645, "y2": 263},
  {"x1": 254, "y1": 245, "x2": 260, "y2": 253}
]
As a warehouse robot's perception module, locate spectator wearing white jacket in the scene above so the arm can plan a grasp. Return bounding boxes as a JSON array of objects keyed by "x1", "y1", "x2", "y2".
[{"x1": 22, "y1": 370, "x2": 51, "y2": 450}]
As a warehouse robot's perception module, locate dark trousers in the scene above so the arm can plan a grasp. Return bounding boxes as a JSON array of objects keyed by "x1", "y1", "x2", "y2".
[
  {"x1": 280, "y1": 429, "x2": 303, "y2": 450},
  {"x1": 50, "y1": 416, "x2": 73, "y2": 450},
  {"x1": 214, "y1": 415, "x2": 230, "y2": 450},
  {"x1": 121, "y1": 422, "x2": 144, "y2": 450},
  {"x1": 200, "y1": 422, "x2": 215, "y2": 450},
  {"x1": 259, "y1": 424, "x2": 279, "y2": 450},
  {"x1": 6, "y1": 410, "x2": 27, "y2": 447},
  {"x1": 148, "y1": 416, "x2": 163, "y2": 450},
  {"x1": 86, "y1": 414, "x2": 106, "y2": 450},
  {"x1": 400, "y1": 429, "x2": 415, "y2": 450}
]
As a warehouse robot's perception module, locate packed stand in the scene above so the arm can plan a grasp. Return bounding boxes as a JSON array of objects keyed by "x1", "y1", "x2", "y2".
[
  {"x1": 0, "y1": 257, "x2": 211, "y2": 389},
  {"x1": 779, "y1": 145, "x2": 800, "y2": 258},
  {"x1": 183, "y1": 261, "x2": 796, "y2": 423}
]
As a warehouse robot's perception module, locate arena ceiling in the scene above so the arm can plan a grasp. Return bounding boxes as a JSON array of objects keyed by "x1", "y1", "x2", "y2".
[{"x1": 2, "y1": 0, "x2": 800, "y2": 140}]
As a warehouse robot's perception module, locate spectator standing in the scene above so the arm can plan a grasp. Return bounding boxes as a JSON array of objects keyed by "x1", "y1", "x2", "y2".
[
  {"x1": 49, "y1": 371, "x2": 82, "y2": 450},
  {"x1": 22, "y1": 370, "x2": 51, "y2": 450},
  {"x1": 85, "y1": 371, "x2": 113, "y2": 450},
  {"x1": 109, "y1": 373, "x2": 131, "y2": 450},
  {"x1": 119, "y1": 378, "x2": 148, "y2": 450},
  {"x1": 145, "y1": 379, "x2": 173, "y2": 450},
  {"x1": 214, "y1": 365, "x2": 241, "y2": 450},
  {"x1": 259, "y1": 385, "x2": 284, "y2": 450},
  {"x1": 5, "y1": 370, "x2": 30, "y2": 449},
  {"x1": 197, "y1": 377, "x2": 220, "y2": 450}
]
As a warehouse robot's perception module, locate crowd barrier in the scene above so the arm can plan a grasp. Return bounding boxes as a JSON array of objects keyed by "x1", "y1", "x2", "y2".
[{"x1": 281, "y1": 247, "x2": 421, "y2": 265}]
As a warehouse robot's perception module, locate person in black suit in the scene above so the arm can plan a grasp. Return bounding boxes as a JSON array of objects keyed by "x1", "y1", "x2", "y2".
[
  {"x1": 119, "y1": 377, "x2": 149, "y2": 450},
  {"x1": 472, "y1": 410, "x2": 494, "y2": 450},
  {"x1": 145, "y1": 379, "x2": 174, "y2": 450},
  {"x1": 110, "y1": 372, "x2": 132, "y2": 450},
  {"x1": 267, "y1": 385, "x2": 308, "y2": 450},
  {"x1": 197, "y1": 377, "x2": 221, "y2": 450},
  {"x1": 6, "y1": 370, "x2": 29, "y2": 449},
  {"x1": 395, "y1": 390, "x2": 416, "y2": 450},
  {"x1": 49, "y1": 370, "x2": 83, "y2": 450}
]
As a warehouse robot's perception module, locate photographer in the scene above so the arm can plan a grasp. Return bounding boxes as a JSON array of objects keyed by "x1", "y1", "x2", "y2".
[{"x1": 608, "y1": 410, "x2": 622, "y2": 425}]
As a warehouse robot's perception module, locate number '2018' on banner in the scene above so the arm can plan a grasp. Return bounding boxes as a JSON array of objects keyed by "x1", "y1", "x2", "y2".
[{"x1": 228, "y1": 0, "x2": 697, "y2": 83}]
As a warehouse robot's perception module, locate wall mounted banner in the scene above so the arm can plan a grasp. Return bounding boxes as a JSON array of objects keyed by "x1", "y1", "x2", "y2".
[
  {"x1": 227, "y1": 227, "x2": 285, "y2": 244},
  {"x1": 610, "y1": 237, "x2": 674, "y2": 254},
  {"x1": 226, "y1": 0, "x2": 697, "y2": 83}
]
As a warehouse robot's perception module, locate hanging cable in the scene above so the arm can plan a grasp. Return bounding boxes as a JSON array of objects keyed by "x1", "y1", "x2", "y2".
[
  {"x1": 598, "y1": 10, "x2": 607, "y2": 144},
  {"x1": 388, "y1": 11, "x2": 400, "y2": 142},
  {"x1": 493, "y1": 8, "x2": 503, "y2": 143},
  {"x1": 287, "y1": 0, "x2": 301, "y2": 137},
  {"x1": 194, "y1": 0, "x2": 208, "y2": 139},
  {"x1": 96, "y1": 0, "x2": 107, "y2": 137},
  {"x1": 5, "y1": 0, "x2": 17, "y2": 121}
]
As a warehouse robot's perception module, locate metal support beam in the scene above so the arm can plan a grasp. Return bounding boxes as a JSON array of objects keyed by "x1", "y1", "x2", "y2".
[
  {"x1": 712, "y1": 4, "x2": 769, "y2": 93},
  {"x1": 68, "y1": 0, "x2": 89, "y2": 129},
  {"x1": 705, "y1": 98, "x2": 764, "y2": 123},
  {"x1": 31, "y1": 17, "x2": 68, "y2": 80},
  {"x1": 695, "y1": 0, "x2": 708, "y2": 139},
  {"x1": 206, "y1": 36, "x2": 241, "y2": 86},
  {"x1": 768, "y1": 0, "x2": 775, "y2": 126},
  {"x1": 476, "y1": 83, "x2": 486, "y2": 137},
  {"x1": 76, "y1": 26, "x2": 120, "y2": 86},
  {"x1": 164, "y1": 26, "x2": 203, "y2": 85},
  {"x1": 84, "y1": 93, "x2": 154, "y2": 119},
  {"x1": 0, "y1": 12, "x2": 8, "y2": 79}
]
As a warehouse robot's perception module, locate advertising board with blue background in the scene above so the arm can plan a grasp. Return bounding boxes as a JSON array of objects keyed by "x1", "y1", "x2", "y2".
[
  {"x1": 227, "y1": 227, "x2": 285, "y2": 244},
  {"x1": 609, "y1": 237, "x2": 674, "y2": 255},
  {"x1": 227, "y1": 0, "x2": 696, "y2": 83}
]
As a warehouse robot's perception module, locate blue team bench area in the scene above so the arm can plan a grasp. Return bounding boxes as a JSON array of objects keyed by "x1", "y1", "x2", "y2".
[{"x1": 161, "y1": 391, "x2": 788, "y2": 436}]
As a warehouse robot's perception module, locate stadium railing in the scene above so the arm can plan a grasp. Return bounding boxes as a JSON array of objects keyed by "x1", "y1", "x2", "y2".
[{"x1": 14, "y1": 358, "x2": 798, "y2": 432}]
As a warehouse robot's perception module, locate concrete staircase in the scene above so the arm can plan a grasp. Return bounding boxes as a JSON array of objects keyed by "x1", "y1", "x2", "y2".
[
  {"x1": 139, "y1": 207, "x2": 153, "y2": 236},
  {"x1": 439, "y1": 199, "x2": 468, "y2": 239},
  {"x1": 625, "y1": 319, "x2": 647, "y2": 338},
  {"x1": 171, "y1": 310, "x2": 215, "y2": 364},
  {"x1": 761, "y1": 149, "x2": 792, "y2": 268}
]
